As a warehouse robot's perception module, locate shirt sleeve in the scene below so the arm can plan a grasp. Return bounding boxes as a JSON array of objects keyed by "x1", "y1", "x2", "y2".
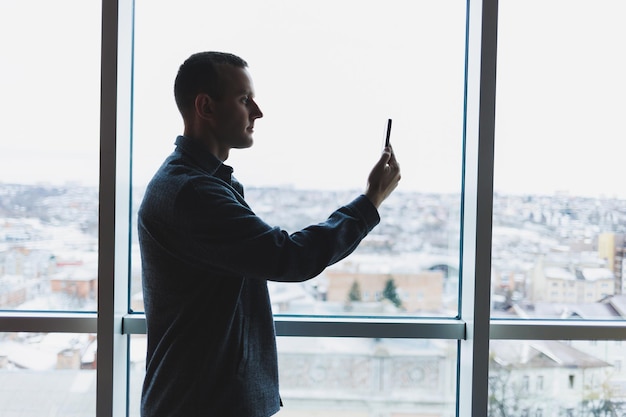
[{"x1": 149, "y1": 176, "x2": 380, "y2": 282}]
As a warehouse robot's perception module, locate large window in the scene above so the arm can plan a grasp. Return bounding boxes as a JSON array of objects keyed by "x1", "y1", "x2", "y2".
[
  {"x1": 492, "y1": 0, "x2": 626, "y2": 321},
  {"x1": 2, "y1": 0, "x2": 626, "y2": 416},
  {"x1": 130, "y1": 0, "x2": 467, "y2": 319},
  {"x1": 0, "y1": 0, "x2": 101, "y2": 414},
  {"x1": 0, "y1": 0, "x2": 101, "y2": 313}
]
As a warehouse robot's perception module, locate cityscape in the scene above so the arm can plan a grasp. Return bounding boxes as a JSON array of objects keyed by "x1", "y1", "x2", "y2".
[{"x1": 2, "y1": 182, "x2": 626, "y2": 416}]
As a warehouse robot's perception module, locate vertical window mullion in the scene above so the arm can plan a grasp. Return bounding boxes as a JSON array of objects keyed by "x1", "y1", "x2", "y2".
[
  {"x1": 458, "y1": 0, "x2": 498, "y2": 416},
  {"x1": 97, "y1": 0, "x2": 134, "y2": 416}
]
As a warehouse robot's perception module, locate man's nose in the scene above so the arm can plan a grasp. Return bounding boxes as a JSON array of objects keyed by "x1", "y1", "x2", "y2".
[{"x1": 251, "y1": 99, "x2": 263, "y2": 118}]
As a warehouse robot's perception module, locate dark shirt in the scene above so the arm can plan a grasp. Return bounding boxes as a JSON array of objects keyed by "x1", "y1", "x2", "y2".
[{"x1": 138, "y1": 135, "x2": 380, "y2": 417}]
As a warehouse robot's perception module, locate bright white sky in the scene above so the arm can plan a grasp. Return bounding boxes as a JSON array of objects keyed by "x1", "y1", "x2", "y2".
[{"x1": 1, "y1": 0, "x2": 625, "y2": 198}]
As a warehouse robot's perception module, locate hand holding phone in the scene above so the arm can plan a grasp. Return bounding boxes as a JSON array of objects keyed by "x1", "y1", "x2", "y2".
[{"x1": 367, "y1": 117, "x2": 400, "y2": 208}]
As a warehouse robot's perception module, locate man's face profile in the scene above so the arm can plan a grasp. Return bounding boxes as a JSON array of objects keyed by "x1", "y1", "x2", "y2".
[{"x1": 210, "y1": 64, "x2": 263, "y2": 152}]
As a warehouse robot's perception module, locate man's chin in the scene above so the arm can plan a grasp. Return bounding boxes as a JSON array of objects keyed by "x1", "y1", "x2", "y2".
[{"x1": 233, "y1": 139, "x2": 254, "y2": 149}]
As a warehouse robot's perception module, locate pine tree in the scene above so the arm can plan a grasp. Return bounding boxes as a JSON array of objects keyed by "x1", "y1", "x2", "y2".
[
  {"x1": 347, "y1": 280, "x2": 362, "y2": 302},
  {"x1": 382, "y1": 278, "x2": 402, "y2": 308}
]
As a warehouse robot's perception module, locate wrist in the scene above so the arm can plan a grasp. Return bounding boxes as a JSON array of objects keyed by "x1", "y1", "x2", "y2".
[{"x1": 364, "y1": 191, "x2": 381, "y2": 209}]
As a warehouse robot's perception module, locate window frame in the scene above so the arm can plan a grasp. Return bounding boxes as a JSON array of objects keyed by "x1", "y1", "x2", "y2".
[{"x1": 2, "y1": 1, "x2": 626, "y2": 416}]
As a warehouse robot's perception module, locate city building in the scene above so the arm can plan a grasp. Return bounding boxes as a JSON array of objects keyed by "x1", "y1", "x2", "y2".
[{"x1": 598, "y1": 232, "x2": 626, "y2": 294}]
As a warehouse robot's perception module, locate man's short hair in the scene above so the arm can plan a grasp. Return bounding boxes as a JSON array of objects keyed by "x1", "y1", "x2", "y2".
[{"x1": 174, "y1": 51, "x2": 248, "y2": 116}]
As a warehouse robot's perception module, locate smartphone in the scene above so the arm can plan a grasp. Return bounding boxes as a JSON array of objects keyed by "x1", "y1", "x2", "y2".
[{"x1": 384, "y1": 118, "x2": 392, "y2": 148}]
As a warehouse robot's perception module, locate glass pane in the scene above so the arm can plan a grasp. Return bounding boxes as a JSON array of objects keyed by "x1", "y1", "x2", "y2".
[
  {"x1": 129, "y1": 335, "x2": 457, "y2": 417},
  {"x1": 492, "y1": 0, "x2": 626, "y2": 319},
  {"x1": 489, "y1": 339, "x2": 626, "y2": 416},
  {"x1": 131, "y1": 0, "x2": 466, "y2": 318},
  {"x1": 0, "y1": 332, "x2": 96, "y2": 416},
  {"x1": 0, "y1": 1, "x2": 101, "y2": 312},
  {"x1": 128, "y1": 334, "x2": 146, "y2": 417}
]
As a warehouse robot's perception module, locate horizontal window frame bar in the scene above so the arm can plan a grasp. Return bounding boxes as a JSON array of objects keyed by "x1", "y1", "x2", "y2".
[
  {"x1": 490, "y1": 319, "x2": 626, "y2": 340},
  {"x1": 122, "y1": 314, "x2": 466, "y2": 338},
  {"x1": 0, "y1": 311, "x2": 97, "y2": 333},
  {"x1": 120, "y1": 315, "x2": 626, "y2": 340},
  {"x1": 5, "y1": 314, "x2": 626, "y2": 341},
  {"x1": 275, "y1": 316, "x2": 466, "y2": 339}
]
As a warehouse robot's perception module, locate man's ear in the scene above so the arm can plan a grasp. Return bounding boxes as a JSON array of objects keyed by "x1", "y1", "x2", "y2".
[{"x1": 194, "y1": 93, "x2": 215, "y2": 121}]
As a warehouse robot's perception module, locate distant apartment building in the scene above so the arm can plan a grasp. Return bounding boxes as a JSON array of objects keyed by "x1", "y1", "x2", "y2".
[
  {"x1": 325, "y1": 269, "x2": 445, "y2": 313},
  {"x1": 49, "y1": 268, "x2": 97, "y2": 302},
  {"x1": 598, "y1": 232, "x2": 626, "y2": 294},
  {"x1": 530, "y1": 254, "x2": 615, "y2": 304},
  {"x1": 0, "y1": 246, "x2": 56, "y2": 308}
]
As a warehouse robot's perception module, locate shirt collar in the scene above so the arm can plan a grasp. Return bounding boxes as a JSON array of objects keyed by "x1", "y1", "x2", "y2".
[{"x1": 174, "y1": 135, "x2": 234, "y2": 182}]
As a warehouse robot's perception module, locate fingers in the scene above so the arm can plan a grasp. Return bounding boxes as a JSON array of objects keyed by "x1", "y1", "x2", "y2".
[
  {"x1": 377, "y1": 147, "x2": 392, "y2": 168},
  {"x1": 384, "y1": 145, "x2": 400, "y2": 172}
]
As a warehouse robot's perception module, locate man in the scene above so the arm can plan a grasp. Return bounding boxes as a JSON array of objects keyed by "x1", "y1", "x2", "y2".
[{"x1": 138, "y1": 51, "x2": 401, "y2": 417}]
